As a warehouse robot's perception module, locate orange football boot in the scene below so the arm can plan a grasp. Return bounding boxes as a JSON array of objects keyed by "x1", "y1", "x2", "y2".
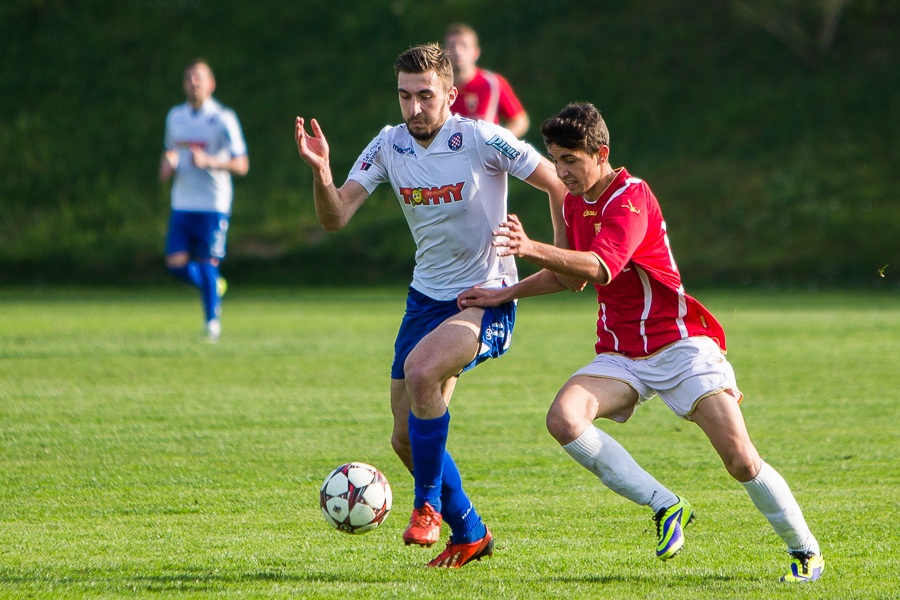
[
  {"x1": 426, "y1": 527, "x2": 494, "y2": 568},
  {"x1": 402, "y1": 502, "x2": 442, "y2": 547}
]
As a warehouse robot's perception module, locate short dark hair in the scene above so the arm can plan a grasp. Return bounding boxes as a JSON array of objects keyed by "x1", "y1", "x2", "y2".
[
  {"x1": 444, "y1": 23, "x2": 479, "y2": 45},
  {"x1": 394, "y1": 44, "x2": 454, "y2": 91},
  {"x1": 185, "y1": 58, "x2": 213, "y2": 77},
  {"x1": 541, "y1": 102, "x2": 609, "y2": 155}
]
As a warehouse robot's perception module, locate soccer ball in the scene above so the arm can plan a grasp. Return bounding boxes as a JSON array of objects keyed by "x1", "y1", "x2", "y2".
[{"x1": 320, "y1": 462, "x2": 392, "y2": 534}]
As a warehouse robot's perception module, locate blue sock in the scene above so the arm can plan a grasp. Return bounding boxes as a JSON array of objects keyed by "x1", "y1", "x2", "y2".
[
  {"x1": 408, "y1": 410, "x2": 450, "y2": 514},
  {"x1": 168, "y1": 262, "x2": 202, "y2": 288},
  {"x1": 440, "y1": 451, "x2": 485, "y2": 544},
  {"x1": 197, "y1": 261, "x2": 221, "y2": 322}
]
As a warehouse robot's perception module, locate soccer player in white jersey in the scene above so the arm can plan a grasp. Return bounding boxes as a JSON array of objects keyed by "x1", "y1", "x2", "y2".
[
  {"x1": 458, "y1": 103, "x2": 825, "y2": 582},
  {"x1": 159, "y1": 60, "x2": 248, "y2": 342},
  {"x1": 295, "y1": 44, "x2": 567, "y2": 568}
]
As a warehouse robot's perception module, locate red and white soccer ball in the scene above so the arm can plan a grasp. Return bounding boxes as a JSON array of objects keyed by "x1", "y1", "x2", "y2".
[{"x1": 320, "y1": 462, "x2": 392, "y2": 534}]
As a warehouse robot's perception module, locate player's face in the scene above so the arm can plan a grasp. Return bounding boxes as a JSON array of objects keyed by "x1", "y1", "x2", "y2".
[
  {"x1": 398, "y1": 70, "x2": 457, "y2": 144},
  {"x1": 183, "y1": 64, "x2": 215, "y2": 108},
  {"x1": 445, "y1": 33, "x2": 480, "y2": 74},
  {"x1": 547, "y1": 143, "x2": 609, "y2": 199}
]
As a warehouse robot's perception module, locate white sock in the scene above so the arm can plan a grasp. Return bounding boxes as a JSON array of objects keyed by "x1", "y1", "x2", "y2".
[
  {"x1": 742, "y1": 460, "x2": 820, "y2": 555},
  {"x1": 563, "y1": 425, "x2": 679, "y2": 513}
]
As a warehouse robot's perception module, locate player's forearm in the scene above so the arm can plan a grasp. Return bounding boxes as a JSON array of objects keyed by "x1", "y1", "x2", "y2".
[
  {"x1": 159, "y1": 151, "x2": 177, "y2": 182},
  {"x1": 521, "y1": 241, "x2": 609, "y2": 285},
  {"x1": 159, "y1": 161, "x2": 174, "y2": 182},
  {"x1": 312, "y1": 172, "x2": 351, "y2": 231},
  {"x1": 507, "y1": 269, "x2": 568, "y2": 299},
  {"x1": 211, "y1": 154, "x2": 249, "y2": 176}
]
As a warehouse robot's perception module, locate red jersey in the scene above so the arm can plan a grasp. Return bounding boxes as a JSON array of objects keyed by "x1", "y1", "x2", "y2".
[
  {"x1": 563, "y1": 167, "x2": 726, "y2": 358},
  {"x1": 451, "y1": 69, "x2": 525, "y2": 125}
]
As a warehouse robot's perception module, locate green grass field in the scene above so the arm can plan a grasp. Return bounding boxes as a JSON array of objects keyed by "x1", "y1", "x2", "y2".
[{"x1": 1, "y1": 287, "x2": 897, "y2": 599}]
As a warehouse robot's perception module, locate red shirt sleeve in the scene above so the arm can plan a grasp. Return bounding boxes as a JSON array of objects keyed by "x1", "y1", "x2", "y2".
[{"x1": 590, "y1": 187, "x2": 650, "y2": 281}]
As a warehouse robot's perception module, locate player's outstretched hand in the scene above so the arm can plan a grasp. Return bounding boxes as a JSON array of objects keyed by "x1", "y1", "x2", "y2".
[
  {"x1": 457, "y1": 285, "x2": 511, "y2": 310},
  {"x1": 296, "y1": 117, "x2": 330, "y2": 172},
  {"x1": 493, "y1": 214, "x2": 534, "y2": 258}
]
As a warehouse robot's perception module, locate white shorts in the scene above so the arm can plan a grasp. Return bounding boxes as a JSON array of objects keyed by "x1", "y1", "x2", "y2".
[{"x1": 571, "y1": 337, "x2": 742, "y2": 420}]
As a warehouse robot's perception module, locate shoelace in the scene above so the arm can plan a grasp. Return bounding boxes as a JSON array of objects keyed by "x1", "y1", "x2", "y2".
[
  {"x1": 652, "y1": 508, "x2": 666, "y2": 538},
  {"x1": 412, "y1": 508, "x2": 436, "y2": 527},
  {"x1": 788, "y1": 551, "x2": 812, "y2": 568}
]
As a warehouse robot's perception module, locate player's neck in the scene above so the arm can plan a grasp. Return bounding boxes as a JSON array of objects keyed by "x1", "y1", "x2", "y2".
[{"x1": 583, "y1": 166, "x2": 617, "y2": 202}]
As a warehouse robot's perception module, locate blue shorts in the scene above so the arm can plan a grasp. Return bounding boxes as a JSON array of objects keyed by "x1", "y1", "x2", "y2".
[
  {"x1": 165, "y1": 210, "x2": 230, "y2": 260},
  {"x1": 391, "y1": 287, "x2": 516, "y2": 380}
]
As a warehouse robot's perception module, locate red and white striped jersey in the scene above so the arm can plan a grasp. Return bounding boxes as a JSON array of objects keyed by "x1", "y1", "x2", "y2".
[{"x1": 563, "y1": 167, "x2": 726, "y2": 358}]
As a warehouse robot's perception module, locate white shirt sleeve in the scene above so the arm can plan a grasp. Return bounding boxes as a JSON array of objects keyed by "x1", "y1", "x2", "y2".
[
  {"x1": 346, "y1": 127, "x2": 390, "y2": 194},
  {"x1": 220, "y1": 109, "x2": 247, "y2": 158},
  {"x1": 474, "y1": 121, "x2": 541, "y2": 180}
]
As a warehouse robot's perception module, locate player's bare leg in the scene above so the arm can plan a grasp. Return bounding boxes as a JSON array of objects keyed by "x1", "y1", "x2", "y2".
[
  {"x1": 691, "y1": 391, "x2": 760, "y2": 483},
  {"x1": 165, "y1": 251, "x2": 191, "y2": 271},
  {"x1": 403, "y1": 308, "x2": 482, "y2": 419},
  {"x1": 548, "y1": 375, "x2": 690, "y2": 560},
  {"x1": 692, "y1": 392, "x2": 823, "y2": 581},
  {"x1": 546, "y1": 375, "x2": 640, "y2": 444}
]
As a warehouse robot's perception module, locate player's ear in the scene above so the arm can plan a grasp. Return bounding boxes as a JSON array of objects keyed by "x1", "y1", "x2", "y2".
[
  {"x1": 447, "y1": 85, "x2": 458, "y2": 106},
  {"x1": 596, "y1": 146, "x2": 609, "y2": 164}
]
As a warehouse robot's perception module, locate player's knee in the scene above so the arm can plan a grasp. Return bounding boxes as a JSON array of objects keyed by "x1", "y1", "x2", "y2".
[
  {"x1": 723, "y1": 452, "x2": 759, "y2": 483},
  {"x1": 546, "y1": 403, "x2": 580, "y2": 445},
  {"x1": 165, "y1": 253, "x2": 189, "y2": 269},
  {"x1": 402, "y1": 360, "x2": 439, "y2": 400}
]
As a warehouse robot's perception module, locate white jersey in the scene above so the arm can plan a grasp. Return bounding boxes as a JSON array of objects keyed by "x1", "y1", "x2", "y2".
[
  {"x1": 164, "y1": 98, "x2": 247, "y2": 213},
  {"x1": 347, "y1": 115, "x2": 541, "y2": 300}
]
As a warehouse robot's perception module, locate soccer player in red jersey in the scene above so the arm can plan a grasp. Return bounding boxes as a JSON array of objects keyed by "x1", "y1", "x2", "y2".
[
  {"x1": 458, "y1": 103, "x2": 825, "y2": 583},
  {"x1": 444, "y1": 24, "x2": 529, "y2": 138}
]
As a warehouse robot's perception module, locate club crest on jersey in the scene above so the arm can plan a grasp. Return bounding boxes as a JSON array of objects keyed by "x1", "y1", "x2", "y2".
[
  {"x1": 448, "y1": 132, "x2": 463, "y2": 151},
  {"x1": 464, "y1": 93, "x2": 479, "y2": 112},
  {"x1": 399, "y1": 182, "x2": 465, "y2": 207},
  {"x1": 485, "y1": 134, "x2": 520, "y2": 159},
  {"x1": 595, "y1": 222, "x2": 602, "y2": 235}
]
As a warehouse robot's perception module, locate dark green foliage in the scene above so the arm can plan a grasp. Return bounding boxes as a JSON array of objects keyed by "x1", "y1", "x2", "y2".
[{"x1": 2, "y1": 1, "x2": 898, "y2": 286}]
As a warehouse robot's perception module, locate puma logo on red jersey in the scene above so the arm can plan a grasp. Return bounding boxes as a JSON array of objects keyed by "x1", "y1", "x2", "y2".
[{"x1": 621, "y1": 199, "x2": 641, "y2": 214}]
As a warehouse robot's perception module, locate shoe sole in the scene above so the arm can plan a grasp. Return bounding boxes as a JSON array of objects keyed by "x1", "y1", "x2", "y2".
[{"x1": 403, "y1": 539, "x2": 436, "y2": 548}]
